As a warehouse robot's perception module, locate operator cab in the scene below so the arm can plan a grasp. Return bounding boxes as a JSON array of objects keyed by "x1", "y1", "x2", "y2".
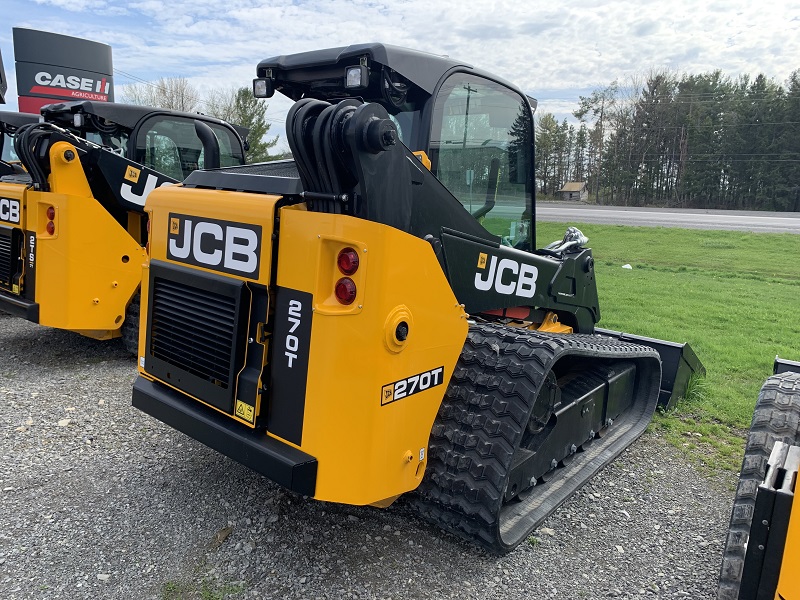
[
  {"x1": 0, "y1": 111, "x2": 39, "y2": 176},
  {"x1": 254, "y1": 43, "x2": 535, "y2": 251}
]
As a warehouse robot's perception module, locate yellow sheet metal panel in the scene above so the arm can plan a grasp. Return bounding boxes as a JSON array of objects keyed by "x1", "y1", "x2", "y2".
[
  {"x1": 22, "y1": 143, "x2": 145, "y2": 336},
  {"x1": 145, "y1": 185, "x2": 281, "y2": 285},
  {"x1": 276, "y1": 208, "x2": 468, "y2": 505},
  {"x1": 776, "y1": 490, "x2": 800, "y2": 599},
  {"x1": 30, "y1": 186, "x2": 145, "y2": 336},
  {"x1": 142, "y1": 185, "x2": 282, "y2": 427}
]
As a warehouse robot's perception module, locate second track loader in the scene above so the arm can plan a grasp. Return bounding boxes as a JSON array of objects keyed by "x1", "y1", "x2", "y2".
[{"x1": 0, "y1": 101, "x2": 247, "y2": 352}]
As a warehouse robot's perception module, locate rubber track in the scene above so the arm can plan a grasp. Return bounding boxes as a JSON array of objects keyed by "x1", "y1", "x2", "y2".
[
  {"x1": 121, "y1": 292, "x2": 140, "y2": 357},
  {"x1": 411, "y1": 322, "x2": 662, "y2": 554},
  {"x1": 717, "y1": 371, "x2": 800, "y2": 600}
]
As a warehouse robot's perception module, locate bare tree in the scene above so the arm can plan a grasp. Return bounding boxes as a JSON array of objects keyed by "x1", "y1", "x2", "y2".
[{"x1": 120, "y1": 77, "x2": 200, "y2": 112}]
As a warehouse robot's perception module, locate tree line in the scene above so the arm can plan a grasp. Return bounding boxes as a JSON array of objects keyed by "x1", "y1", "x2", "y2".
[
  {"x1": 121, "y1": 77, "x2": 284, "y2": 163},
  {"x1": 536, "y1": 70, "x2": 800, "y2": 211}
]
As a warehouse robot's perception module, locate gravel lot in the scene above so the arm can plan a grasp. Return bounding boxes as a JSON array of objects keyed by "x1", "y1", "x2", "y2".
[{"x1": 0, "y1": 312, "x2": 737, "y2": 600}]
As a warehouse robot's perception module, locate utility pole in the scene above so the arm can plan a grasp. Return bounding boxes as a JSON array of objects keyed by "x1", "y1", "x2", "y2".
[{"x1": 462, "y1": 84, "x2": 478, "y2": 149}]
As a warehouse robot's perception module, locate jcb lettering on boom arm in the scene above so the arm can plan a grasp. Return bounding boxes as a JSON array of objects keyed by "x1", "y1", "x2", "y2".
[
  {"x1": 120, "y1": 173, "x2": 166, "y2": 206},
  {"x1": 474, "y1": 253, "x2": 537, "y2": 298}
]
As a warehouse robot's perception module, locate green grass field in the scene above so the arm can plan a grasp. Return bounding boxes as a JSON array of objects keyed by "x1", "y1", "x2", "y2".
[{"x1": 531, "y1": 222, "x2": 800, "y2": 472}]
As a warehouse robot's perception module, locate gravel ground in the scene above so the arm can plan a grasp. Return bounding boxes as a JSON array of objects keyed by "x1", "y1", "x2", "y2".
[{"x1": 0, "y1": 312, "x2": 738, "y2": 600}]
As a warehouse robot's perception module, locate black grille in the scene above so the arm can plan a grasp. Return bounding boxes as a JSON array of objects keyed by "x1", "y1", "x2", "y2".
[
  {"x1": 218, "y1": 160, "x2": 299, "y2": 178},
  {"x1": 150, "y1": 278, "x2": 237, "y2": 388},
  {"x1": 0, "y1": 230, "x2": 12, "y2": 286},
  {"x1": 0, "y1": 227, "x2": 22, "y2": 290}
]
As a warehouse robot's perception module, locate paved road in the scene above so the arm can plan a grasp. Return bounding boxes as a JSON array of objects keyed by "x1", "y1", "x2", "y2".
[{"x1": 535, "y1": 203, "x2": 800, "y2": 234}]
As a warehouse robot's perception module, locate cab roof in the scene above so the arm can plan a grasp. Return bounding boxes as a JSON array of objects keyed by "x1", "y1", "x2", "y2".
[
  {"x1": 257, "y1": 43, "x2": 473, "y2": 95},
  {"x1": 0, "y1": 110, "x2": 39, "y2": 130},
  {"x1": 39, "y1": 100, "x2": 249, "y2": 140}
]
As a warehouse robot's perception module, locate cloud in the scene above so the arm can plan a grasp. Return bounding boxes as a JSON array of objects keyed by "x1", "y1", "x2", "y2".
[{"x1": 4, "y1": 0, "x2": 800, "y2": 148}]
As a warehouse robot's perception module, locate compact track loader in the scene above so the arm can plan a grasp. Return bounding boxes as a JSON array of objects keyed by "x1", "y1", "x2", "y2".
[
  {"x1": 0, "y1": 101, "x2": 246, "y2": 352},
  {"x1": 718, "y1": 358, "x2": 800, "y2": 600},
  {"x1": 132, "y1": 43, "x2": 703, "y2": 552}
]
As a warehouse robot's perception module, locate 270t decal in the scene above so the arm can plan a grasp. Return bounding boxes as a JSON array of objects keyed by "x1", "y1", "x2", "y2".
[{"x1": 381, "y1": 366, "x2": 445, "y2": 406}]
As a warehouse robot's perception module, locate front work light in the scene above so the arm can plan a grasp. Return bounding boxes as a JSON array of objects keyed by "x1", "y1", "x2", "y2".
[
  {"x1": 253, "y1": 78, "x2": 274, "y2": 98},
  {"x1": 345, "y1": 65, "x2": 368, "y2": 89}
]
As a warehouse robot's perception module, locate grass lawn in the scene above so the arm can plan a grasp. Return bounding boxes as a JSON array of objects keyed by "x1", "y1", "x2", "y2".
[{"x1": 532, "y1": 222, "x2": 800, "y2": 473}]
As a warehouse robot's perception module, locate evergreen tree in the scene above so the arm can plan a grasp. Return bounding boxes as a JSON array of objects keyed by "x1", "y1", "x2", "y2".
[{"x1": 205, "y1": 87, "x2": 278, "y2": 163}]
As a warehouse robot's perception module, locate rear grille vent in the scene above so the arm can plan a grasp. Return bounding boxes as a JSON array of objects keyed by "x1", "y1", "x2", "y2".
[
  {"x1": 0, "y1": 231, "x2": 12, "y2": 285},
  {"x1": 0, "y1": 227, "x2": 21, "y2": 290},
  {"x1": 150, "y1": 278, "x2": 238, "y2": 388}
]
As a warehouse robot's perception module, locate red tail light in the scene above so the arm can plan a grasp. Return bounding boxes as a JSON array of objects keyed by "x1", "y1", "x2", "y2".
[
  {"x1": 337, "y1": 247, "x2": 360, "y2": 275},
  {"x1": 46, "y1": 221, "x2": 55, "y2": 235},
  {"x1": 46, "y1": 206, "x2": 56, "y2": 220},
  {"x1": 335, "y1": 277, "x2": 357, "y2": 305}
]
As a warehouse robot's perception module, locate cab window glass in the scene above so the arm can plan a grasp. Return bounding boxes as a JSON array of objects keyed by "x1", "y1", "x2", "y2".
[
  {"x1": 208, "y1": 122, "x2": 244, "y2": 167},
  {"x1": 1, "y1": 133, "x2": 18, "y2": 162},
  {"x1": 135, "y1": 117, "x2": 244, "y2": 180},
  {"x1": 85, "y1": 131, "x2": 129, "y2": 157},
  {"x1": 430, "y1": 73, "x2": 533, "y2": 250}
]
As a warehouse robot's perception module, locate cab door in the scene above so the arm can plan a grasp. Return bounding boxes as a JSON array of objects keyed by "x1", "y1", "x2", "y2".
[{"x1": 427, "y1": 73, "x2": 535, "y2": 251}]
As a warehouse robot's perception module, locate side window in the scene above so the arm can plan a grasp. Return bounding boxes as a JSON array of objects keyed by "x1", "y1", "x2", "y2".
[
  {"x1": 1, "y1": 133, "x2": 18, "y2": 162},
  {"x1": 135, "y1": 117, "x2": 245, "y2": 181},
  {"x1": 208, "y1": 123, "x2": 245, "y2": 167},
  {"x1": 143, "y1": 133, "x2": 184, "y2": 180},
  {"x1": 430, "y1": 73, "x2": 533, "y2": 249},
  {"x1": 85, "y1": 131, "x2": 129, "y2": 157}
]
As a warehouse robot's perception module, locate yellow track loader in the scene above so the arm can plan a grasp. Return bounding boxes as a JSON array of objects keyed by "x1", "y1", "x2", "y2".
[
  {"x1": 132, "y1": 43, "x2": 704, "y2": 552},
  {"x1": 0, "y1": 101, "x2": 247, "y2": 352},
  {"x1": 718, "y1": 358, "x2": 800, "y2": 600}
]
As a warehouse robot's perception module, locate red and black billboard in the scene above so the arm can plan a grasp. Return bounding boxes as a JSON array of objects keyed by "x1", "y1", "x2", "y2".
[{"x1": 13, "y1": 28, "x2": 114, "y2": 114}]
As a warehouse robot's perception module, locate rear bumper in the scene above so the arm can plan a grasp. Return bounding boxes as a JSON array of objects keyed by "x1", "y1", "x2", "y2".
[
  {"x1": 132, "y1": 376, "x2": 317, "y2": 496},
  {"x1": 0, "y1": 291, "x2": 39, "y2": 322}
]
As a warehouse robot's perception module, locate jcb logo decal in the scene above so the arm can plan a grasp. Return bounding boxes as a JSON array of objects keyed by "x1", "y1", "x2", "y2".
[
  {"x1": 382, "y1": 384, "x2": 394, "y2": 403},
  {"x1": 381, "y1": 367, "x2": 444, "y2": 406},
  {"x1": 475, "y1": 254, "x2": 538, "y2": 298},
  {"x1": 167, "y1": 213, "x2": 262, "y2": 278},
  {"x1": 0, "y1": 198, "x2": 20, "y2": 224},
  {"x1": 124, "y1": 166, "x2": 141, "y2": 183}
]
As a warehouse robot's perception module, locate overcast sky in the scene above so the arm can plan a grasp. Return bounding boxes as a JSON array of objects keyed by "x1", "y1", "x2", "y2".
[{"x1": 2, "y1": 0, "x2": 800, "y2": 151}]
